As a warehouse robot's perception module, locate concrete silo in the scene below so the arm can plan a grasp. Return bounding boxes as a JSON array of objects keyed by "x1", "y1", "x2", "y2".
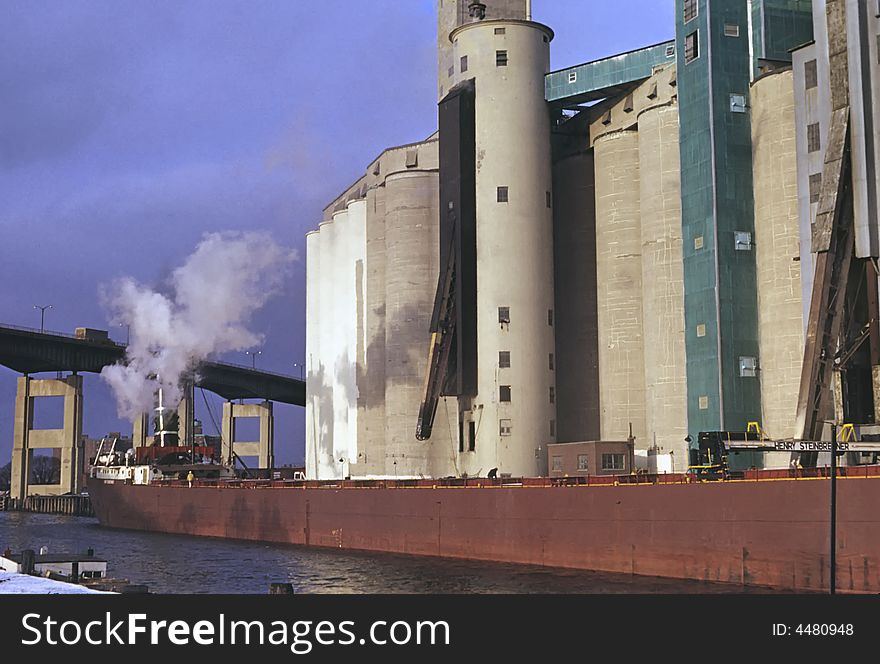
[
  {"x1": 450, "y1": 18, "x2": 556, "y2": 477},
  {"x1": 593, "y1": 128, "x2": 645, "y2": 443},
  {"x1": 383, "y1": 168, "x2": 442, "y2": 477},
  {"x1": 305, "y1": 229, "x2": 321, "y2": 479},
  {"x1": 638, "y1": 100, "x2": 688, "y2": 464},
  {"x1": 751, "y1": 68, "x2": 803, "y2": 442}
]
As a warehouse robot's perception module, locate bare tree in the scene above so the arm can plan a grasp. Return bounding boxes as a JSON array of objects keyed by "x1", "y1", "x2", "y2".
[{"x1": 29, "y1": 455, "x2": 61, "y2": 485}]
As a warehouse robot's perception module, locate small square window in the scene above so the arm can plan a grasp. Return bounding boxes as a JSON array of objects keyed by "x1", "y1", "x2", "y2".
[
  {"x1": 739, "y1": 356, "x2": 757, "y2": 378},
  {"x1": 548, "y1": 309, "x2": 554, "y2": 326},
  {"x1": 496, "y1": 50, "x2": 508, "y2": 67},
  {"x1": 549, "y1": 387, "x2": 555, "y2": 404},
  {"x1": 807, "y1": 122, "x2": 821, "y2": 152},
  {"x1": 730, "y1": 94, "x2": 746, "y2": 113},
  {"x1": 734, "y1": 231, "x2": 752, "y2": 251},
  {"x1": 497, "y1": 186, "x2": 509, "y2": 203},
  {"x1": 500, "y1": 385, "x2": 511, "y2": 402},
  {"x1": 685, "y1": 31, "x2": 699, "y2": 64},
  {"x1": 448, "y1": 65, "x2": 454, "y2": 77},
  {"x1": 549, "y1": 420, "x2": 555, "y2": 437},
  {"x1": 804, "y1": 59, "x2": 817, "y2": 89},
  {"x1": 699, "y1": 395, "x2": 709, "y2": 410},
  {"x1": 546, "y1": 191, "x2": 552, "y2": 208},
  {"x1": 694, "y1": 235, "x2": 704, "y2": 250},
  {"x1": 460, "y1": 55, "x2": 468, "y2": 73},
  {"x1": 577, "y1": 454, "x2": 589, "y2": 471},
  {"x1": 696, "y1": 323, "x2": 706, "y2": 338},
  {"x1": 551, "y1": 456, "x2": 563, "y2": 472},
  {"x1": 809, "y1": 173, "x2": 822, "y2": 204},
  {"x1": 549, "y1": 353, "x2": 555, "y2": 370},
  {"x1": 665, "y1": 44, "x2": 675, "y2": 57},
  {"x1": 494, "y1": 27, "x2": 506, "y2": 35},
  {"x1": 724, "y1": 23, "x2": 739, "y2": 38},
  {"x1": 684, "y1": 0, "x2": 698, "y2": 23},
  {"x1": 568, "y1": 71, "x2": 577, "y2": 84},
  {"x1": 498, "y1": 306, "x2": 510, "y2": 324},
  {"x1": 499, "y1": 351, "x2": 511, "y2": 368},
  {"x1": 500, "y1": 419, "x2": 512, "y2": 436}
]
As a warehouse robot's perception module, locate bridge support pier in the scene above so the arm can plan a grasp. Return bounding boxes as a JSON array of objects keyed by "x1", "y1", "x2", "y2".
[
  {"x1": 11, "y1": 374, "x2": 83, "y2": 501},
  {"x1": 221, "y1": 400, "x2": 274, "y2": 469},
  {"x1": 132, "y1": 413, "x2": 149, "y2": 447}
]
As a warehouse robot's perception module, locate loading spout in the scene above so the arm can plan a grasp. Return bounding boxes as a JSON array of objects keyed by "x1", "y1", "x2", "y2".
[{"x1": 416, "y1": 238, "x2": 458, "y2": 440}]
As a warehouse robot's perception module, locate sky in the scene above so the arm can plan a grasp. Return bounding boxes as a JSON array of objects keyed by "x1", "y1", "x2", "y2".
[{"x1": 0, "y1": 0, "x2": 675, "y2": 467}]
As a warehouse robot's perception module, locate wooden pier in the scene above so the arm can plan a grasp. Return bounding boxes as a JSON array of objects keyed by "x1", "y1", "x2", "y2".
[{"x1": 0, "y1": 494, "x2": 93, "y2": 517}]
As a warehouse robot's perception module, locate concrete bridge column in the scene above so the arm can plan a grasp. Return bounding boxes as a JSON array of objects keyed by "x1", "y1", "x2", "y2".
[
  {"x1": 11, "y1": 374, "x2": 83, "y2": 500},
  {"x1": 132, "y1": 413, "x2": 149, "y2": 447},
  {"x1": 221, "y1": 400, "x2": 274, "y2": 469}
]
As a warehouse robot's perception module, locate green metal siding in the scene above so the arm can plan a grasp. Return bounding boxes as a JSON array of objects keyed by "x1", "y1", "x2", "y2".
[
  {"x1": 545, "y1": 41, "x2": 675, "y2": 103},
  {"x1": 677, "y1": 0, "x2": 762, "y2": 464},
  {"x1": 751, "y1": 0, "x2": 814, "y2": 68}
]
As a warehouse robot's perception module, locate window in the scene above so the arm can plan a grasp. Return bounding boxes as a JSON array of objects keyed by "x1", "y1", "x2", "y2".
[
  {"x1": 496, "y1": 50, "x2": 508, "y2": 67},
  {"x1": 548, "y1": 309, "x2": 554, "y2": 326},
  {"x1": 734, "y1": 230, "x2": 752, "y2": 251},
  {"x1": 698, "y1": 395, "x2": 709, "y2": 410},
  {"x1": 577, "y1": 454, "x2": 589, "y2": 471},
  {"x1": 494, "y1": 27, "x2": 506, "y2": 35},
  {"x1": 804, "y1": 59, "x2": 817, "y2": 89},
  {"x1": 499, "y1": 351, "x2": 511, "y2": 368},
  {"x1": 498, "y1": 306, "x2": 510, "y2": 324},
  {"x1": 696, "y1": 323, "x2": 706, "y2": 338},
  {"x1": 729, "y1": 94, "x2": 746, "y2": 113},
  {"x1": 665, "y1": 44, "x2": 675, "y2": 57},
  {"x1": 684, "y1": 0, "x2": 698, "y2": 23},
  {"x1": 497, "y1": 186, "x2": 509, "y2": 202},
  {"x1": 468, "y1": 421, "x2": 476, "y2": 452},
  {"x1": 568, "y1": 71, "x2": 577, "y2": 84},
  {"x1": 546, "y1": 191, "x2": 552, "y2": 208},
  {"x1": 549, "y1": 353, "x2": 555, "y2": 370},
  {"x1": 724, "y1": 23, "x2": 739, "y2": 38},
  {"x1": 552, "y1": 456, "x2": 563, "y2": 472},
  {"x1": 807, "y1": 123, "x2": 821, "y2": 152},
  {"x1": 685, "y1": 31, "x2": 699, "y2": 64},
  {"x1": 459, "y1": 421, "x2": 464, "y2": 452},
  {"x1": 694, "y1": 235, "x2": 704, "y2": 250},
  {"x1": 602, "y1": 453, "x2": 624, "y2": 471},
  {"x1": 809, "y1": 173, "x2": 822, "y2": 204},
  {"x1": 500, "y1": 419, "x2": 512, "y2": 436},
  {"x1": 549, "y1": 420, "x2": 556, "y2": 437},
  {"x1": 500, "y1": 385, "x2": 511, "y2": 402},
  {"x1": 739, "y1": 356, "x2": 757, "y2": 378},
  {"x1": 460, "y1": 55, "x2": 468, "y2": 73},
  {"x1": 549, "y1": 387, "x2": 555, "y2": 404},
  {"x1": 448, "y1": 65, "x2": 454, "y2": 78}
]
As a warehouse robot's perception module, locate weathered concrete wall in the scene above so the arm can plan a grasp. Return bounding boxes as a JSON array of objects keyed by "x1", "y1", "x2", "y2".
[
  {"x1": 638, "y1": 101, "x2": 688, "y2": 466},
  {"x1": 593, "y1": 129, "x2": 645, "y2": 443},
  {"x1": 752, "y1": 69, "x2": 804, "y2": 442},
  {"x1": 384, "y1": 169, "x2": 446, "y2": 477},
  {"x1": 221, "y1": 401, "x2": 274, "y2": 469}
]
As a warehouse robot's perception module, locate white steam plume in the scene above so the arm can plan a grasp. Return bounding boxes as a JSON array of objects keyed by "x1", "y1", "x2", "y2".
[{"x1": 100, "y1": 231, "x2": 296, "y2": 420}]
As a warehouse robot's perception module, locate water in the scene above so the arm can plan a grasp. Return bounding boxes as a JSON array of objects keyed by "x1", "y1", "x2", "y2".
[{"x1": 1, "y1": 511, "x2": 774, "y2": 594}]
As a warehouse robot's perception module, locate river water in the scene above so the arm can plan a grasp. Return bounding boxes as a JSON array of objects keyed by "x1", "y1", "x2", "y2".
[{"x1": 0, "y1": 511, "x2": 773, "y2": 594}]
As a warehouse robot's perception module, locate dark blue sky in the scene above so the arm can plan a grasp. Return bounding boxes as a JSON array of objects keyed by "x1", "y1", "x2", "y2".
[{"x1": 0, "y1": 0, "x2": 674, "y2": 466}]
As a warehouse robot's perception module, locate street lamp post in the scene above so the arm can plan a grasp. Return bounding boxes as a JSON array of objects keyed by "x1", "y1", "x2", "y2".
[
  {"x1": 245, "y1": 350, "x2": 262, "y2": 370},
  {"x1": 34, "y1": 304, "x2": 53, "y2": 332}
]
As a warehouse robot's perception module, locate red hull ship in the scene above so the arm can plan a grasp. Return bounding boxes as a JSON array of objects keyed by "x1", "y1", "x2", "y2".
[{"x1": 88, "y1": 468, "x2": 880, "y2": 593}]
